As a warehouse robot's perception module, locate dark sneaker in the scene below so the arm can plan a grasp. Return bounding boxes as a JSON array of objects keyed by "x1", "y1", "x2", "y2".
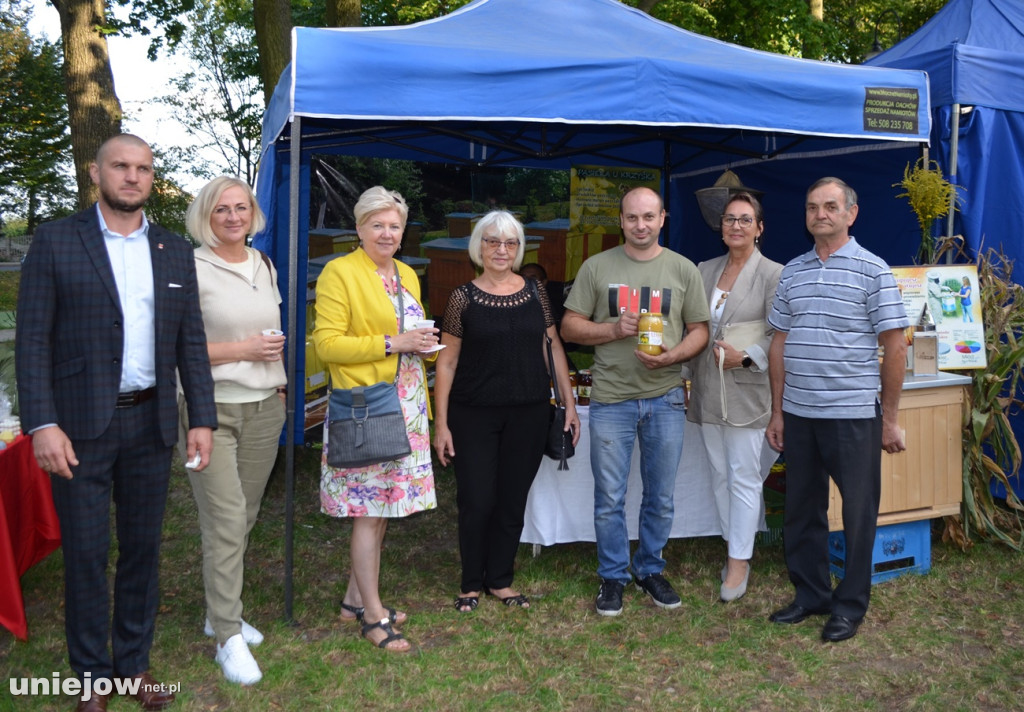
[
  {"x1": 635, "y1": 573, "x2": 682, "y2": 609},
  {"x1": 595, "y1": 579, "x2": 624, "y2": 617}
]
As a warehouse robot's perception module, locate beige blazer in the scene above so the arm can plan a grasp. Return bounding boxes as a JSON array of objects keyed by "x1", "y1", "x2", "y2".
[{"x1": 685, "y1": 250, "x2": 782, "y2": 428}]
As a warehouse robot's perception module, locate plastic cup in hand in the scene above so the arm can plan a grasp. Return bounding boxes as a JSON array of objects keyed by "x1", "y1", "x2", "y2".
[
  {"x1": 262, "y1": 329, "x2": 284, "y2": 336},
  {"x1": 414, "y1": 320, "x2": 435, "y2": 330}
]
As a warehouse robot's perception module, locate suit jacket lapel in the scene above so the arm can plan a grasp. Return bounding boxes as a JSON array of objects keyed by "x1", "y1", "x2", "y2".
[
  {"x1": 78, "y1": 208, "x2": 124, "y2": 313},
  {"x1": 148, "y1": 225, "x2": 167, "y2": 355}
]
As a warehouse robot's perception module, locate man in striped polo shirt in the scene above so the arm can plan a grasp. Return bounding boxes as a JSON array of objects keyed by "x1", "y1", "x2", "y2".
[{"x1": 764, "y1": 177, "x2": 910, "y2": 643}]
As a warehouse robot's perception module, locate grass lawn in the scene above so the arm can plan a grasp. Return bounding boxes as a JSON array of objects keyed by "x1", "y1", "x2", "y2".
[{"x1": 2, "y1": 443, "x2": 1023, "y2": 711}]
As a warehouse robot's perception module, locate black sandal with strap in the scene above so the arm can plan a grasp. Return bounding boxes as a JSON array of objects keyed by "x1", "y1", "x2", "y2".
[
  {"x1": 341, "y1": 602, "x2": 404, "y2": 625},
  {"x1": 454, "y1": 595, "x2": 479, "y2": 612},
  {"x1": 360, "y1": 617, "x2": 409, "y2": 651},
  {"x1": 485, "y1": 589, "x2": 530, "y2": 608}
]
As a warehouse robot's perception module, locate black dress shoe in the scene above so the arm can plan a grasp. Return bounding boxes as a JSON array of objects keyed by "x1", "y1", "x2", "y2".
[
  {"x1": 768, "y1": 602, "x2": 830, "y2": 624},
  {"x1": 821, "y1": 614, "x2": 861, "y2": 642}
]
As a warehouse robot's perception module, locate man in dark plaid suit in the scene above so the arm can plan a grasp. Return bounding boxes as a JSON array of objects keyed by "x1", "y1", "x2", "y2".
[{"x1": 16, "y1": 134, "x2": 217, "y2": 711}]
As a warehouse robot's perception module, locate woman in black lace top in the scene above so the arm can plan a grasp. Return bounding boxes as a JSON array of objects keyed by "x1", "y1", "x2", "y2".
[{"x1": 433, "y1": 211, "x2": 579, "y2": 613}]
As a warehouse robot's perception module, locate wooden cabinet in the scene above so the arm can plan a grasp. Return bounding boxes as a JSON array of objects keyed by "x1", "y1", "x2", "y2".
[{"x1": 828, "y1": 374, "x2": 969, "y2": 530}]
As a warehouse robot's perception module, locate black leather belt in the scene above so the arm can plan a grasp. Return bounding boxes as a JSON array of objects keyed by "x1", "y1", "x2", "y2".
[{"x1": 116, "y1": 387, "x2": 157, "y2": 408}]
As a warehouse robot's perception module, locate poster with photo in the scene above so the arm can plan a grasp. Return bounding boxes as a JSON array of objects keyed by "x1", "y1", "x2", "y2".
[{"x1": 891, "y1": 265, "x2": 986, "y2": 370}]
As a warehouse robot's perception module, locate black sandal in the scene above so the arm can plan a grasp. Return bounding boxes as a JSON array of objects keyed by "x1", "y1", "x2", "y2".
[
  {"x1": 454, "y1": 595, "x2": 479, "y2": 612},
  {"x1": 360, "y1": 617, "x2": 409, "y2": 651},
  {"x1": 485, "y1": 589, "x2": 530, "y2": 608},
  {"x1": 341, "y1": 602, "x2": 404, "y2": 625}
]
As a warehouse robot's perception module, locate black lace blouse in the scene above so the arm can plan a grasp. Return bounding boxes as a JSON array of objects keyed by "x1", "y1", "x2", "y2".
[{"x1": 442, "y1": 278, "x2": 555, "y2": 407}]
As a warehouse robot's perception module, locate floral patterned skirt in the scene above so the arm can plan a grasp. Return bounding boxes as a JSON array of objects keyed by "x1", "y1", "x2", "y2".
[{"x1": 320, "y1": 353, "x2": 437, "y2": 518}]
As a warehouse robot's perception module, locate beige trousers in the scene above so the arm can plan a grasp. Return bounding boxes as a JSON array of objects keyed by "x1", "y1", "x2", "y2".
[{"x1": 179, "y1": 394, "x2": 285, "y2": 643}]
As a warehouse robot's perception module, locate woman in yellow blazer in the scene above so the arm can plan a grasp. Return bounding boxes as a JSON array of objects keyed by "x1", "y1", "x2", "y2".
[{"x1": 313, "y1": 186, "x2": 438, "y2": 653}]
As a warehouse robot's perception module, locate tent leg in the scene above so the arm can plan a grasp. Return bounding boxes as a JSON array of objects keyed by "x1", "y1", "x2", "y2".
[
  {"x1": 946, "y1": 103, "x2": 960, "y2": 241},
  {"x1": 283, "y1": 116, "x2": 302, "y2": 624}
]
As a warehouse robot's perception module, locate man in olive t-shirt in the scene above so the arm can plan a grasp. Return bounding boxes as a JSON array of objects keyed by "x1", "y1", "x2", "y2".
[{"x1": 562, "y1": 187, "x2": 709, "y2": 617}]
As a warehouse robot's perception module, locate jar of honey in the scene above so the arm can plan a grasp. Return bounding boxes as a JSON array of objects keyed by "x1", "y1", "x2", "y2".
[
  {"x1": 637, "y1": 312, "x2": 664, "y2": 355},
  {"x1": 577, "y1": 370, "x2": 592, "y2": 406}
]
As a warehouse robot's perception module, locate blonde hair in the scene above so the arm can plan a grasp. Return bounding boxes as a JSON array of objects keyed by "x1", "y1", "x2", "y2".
[
  {"x1": 354, "y1": 186, "x2": 409, "y2": 228},
  {"x1": 468, "y1": 210, "x2": 526, "y2": 270},
  {"x1": 185, "y1": 176, "x2": 266, "y2": 247}
]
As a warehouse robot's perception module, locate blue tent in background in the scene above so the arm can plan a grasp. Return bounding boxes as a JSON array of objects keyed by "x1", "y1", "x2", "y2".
[{"x1": 865, "y1": 0, "x2": 1024, "y2": 278}]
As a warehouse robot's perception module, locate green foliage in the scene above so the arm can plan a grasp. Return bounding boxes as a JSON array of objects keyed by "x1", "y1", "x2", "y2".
[
  {"x1": 0, "y1": 3, "x2": 74, "y2": 229},
  {"x1": 361, "y1": 0, "x2": 473, "y2": 26},
  {"x1": 157, "y1": 0, "x2": 262, "y2": 184},
  {"x1": 504, "y1": 168, "x2": 570, "y2": 207},
  {"x1": 142, "y1": 146, "x2": 197, "y2": 236},
  {"x1": 630, "y1": 0, "x2": 945, "y2": 62}
]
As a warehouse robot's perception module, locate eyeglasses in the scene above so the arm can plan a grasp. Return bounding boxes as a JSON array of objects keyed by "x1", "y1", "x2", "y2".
[
  {"x1": 213, "y1": 204, "x2": 250, "y2": 217},
  {"x1": 721, "y1": 215, "x2": 755, "y2": 228},
  {"x1": 482, "y1": 237, "x2": 520, "y2": 251}
]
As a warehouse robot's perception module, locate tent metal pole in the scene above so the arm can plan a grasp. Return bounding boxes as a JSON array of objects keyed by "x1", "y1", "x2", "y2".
[
  {"x1": 283, "y1": 115, "x2": 301, "y2": 623},
  {"x1": 946, "y1": 103, "x2": 960, "y2": 241}
]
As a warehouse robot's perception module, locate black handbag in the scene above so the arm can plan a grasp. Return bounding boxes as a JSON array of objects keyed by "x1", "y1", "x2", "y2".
[
  {"x1": 325, "y1": 263, "x2": 413, "y2": 468},
  {"x1": 527, "y1": 278, "x2": 574, "y2": 470},
  {"x1": 544, "y1": 333, "x2": 575, "y2": 471}
]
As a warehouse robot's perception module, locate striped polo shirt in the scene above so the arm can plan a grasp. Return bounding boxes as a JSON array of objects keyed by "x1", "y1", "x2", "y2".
[{"x1": 768, "y1": 237, "x2": 909, "y2": 419}]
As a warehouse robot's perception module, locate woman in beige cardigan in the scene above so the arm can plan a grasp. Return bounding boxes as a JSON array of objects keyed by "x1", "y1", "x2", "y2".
[
  {"x1": 180, "y1": 176, "x2": 287, "y2": 684},
  {"x1": 685, "y1": 192, "x2": 782, "y2": 603}
]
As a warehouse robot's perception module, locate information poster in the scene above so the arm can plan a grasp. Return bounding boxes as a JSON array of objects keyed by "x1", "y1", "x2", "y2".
[
  {"x1": 892, "y1": 265, "x2": 986, "y2": 370},
  {"x1": 567, "y1": 166, "x2": 660, "y2": 279}
]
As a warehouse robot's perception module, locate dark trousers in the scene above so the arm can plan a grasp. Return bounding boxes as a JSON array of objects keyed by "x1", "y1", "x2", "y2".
[
  {"x1": 49, "y1": 399, "x2": 173, "y2": 679},
  {"x1": 449, "y1": 401, "x2": 549, "y2": 593},
  {"x1": 781, "y1": 407, "x2": 881, "y2": 621}
]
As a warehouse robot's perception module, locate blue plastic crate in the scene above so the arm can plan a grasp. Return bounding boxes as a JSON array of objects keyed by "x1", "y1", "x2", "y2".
[{"x1": 828, "y1": 519, "x2": 931, "y2": 585}]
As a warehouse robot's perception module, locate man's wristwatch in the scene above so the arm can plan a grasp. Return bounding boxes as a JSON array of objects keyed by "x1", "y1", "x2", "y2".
[{"x1": 741, "y1": 353, "x2": 753, "y2": 368}]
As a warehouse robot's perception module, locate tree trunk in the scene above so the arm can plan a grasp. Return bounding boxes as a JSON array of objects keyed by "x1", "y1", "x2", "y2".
[
  {"x1": 326, "y1": 0, "x2": 361, "y2": 27},
  {"x1": 253, "y1": 0, "x2": 292, "y2": 107},
  {"x1": 50, "y1": 0, "x2": 122, "y2": 209},
  {"x1": 809, "y1": 0, "x2": 823, "y2": 22}
]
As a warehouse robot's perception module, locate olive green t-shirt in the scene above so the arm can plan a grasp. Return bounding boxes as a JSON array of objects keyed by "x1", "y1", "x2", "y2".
[{"x1": 563, "y1": 245, "x2": 710, "y2": 404}]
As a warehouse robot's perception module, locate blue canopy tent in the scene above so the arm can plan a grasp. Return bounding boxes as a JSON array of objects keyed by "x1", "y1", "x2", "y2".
[
  {"x1": 253, "y1": 0, "x2": 931, "y2": 615},
  {"x1": 865, "y1": 0, "x2": 1024, "y2": 276}
]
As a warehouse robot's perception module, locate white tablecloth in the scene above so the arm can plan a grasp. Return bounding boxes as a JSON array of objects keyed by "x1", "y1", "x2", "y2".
[{"x1": 521, "y1": 407, "x2": 780, "y2": 545}]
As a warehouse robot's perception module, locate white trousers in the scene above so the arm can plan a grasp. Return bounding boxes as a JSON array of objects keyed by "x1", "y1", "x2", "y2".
[{"x1": 699, "y1": 423, "x2": 768, "y2": 560}]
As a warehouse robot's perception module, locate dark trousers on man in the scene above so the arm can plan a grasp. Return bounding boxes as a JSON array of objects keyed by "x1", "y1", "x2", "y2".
[
  {"x1": 448, "y1": 401, "x2": 549, "y2": 593},
  {"x1": 781, "y1": 407, "x2": 882, "y2": 621},
  {"x1": 49, "y1": 399, "x2": 173, "y2": 680}
]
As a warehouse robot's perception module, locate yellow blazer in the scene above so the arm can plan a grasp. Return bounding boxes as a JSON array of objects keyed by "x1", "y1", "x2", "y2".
[{"x1": 313, "y1": 248, "x2": 435, "y2": 399}]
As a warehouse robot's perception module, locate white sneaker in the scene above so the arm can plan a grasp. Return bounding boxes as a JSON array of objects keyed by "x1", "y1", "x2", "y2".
[
  {"x1": 215, "y1": 634, "x2": 263, "y2": 685},
  {"x1": 204, "y1": 617, "x2": 264, "y2": 646}
]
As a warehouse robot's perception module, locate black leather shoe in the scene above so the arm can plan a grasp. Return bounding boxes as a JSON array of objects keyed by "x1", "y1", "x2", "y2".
[
  {"x1": 768, "y1": 602, "x2": 830, "y2": 624},
  {"x1": 821, "y1": 614, "x2": 861, "y2": 642}
]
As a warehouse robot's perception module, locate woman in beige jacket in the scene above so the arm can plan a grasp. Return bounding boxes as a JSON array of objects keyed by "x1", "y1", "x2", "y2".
[{"x1": 685, "y1": 192, "x2": 782, "y2": 603}]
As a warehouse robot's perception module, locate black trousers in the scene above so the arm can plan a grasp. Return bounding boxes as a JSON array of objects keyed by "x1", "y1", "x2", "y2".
[
  {"x1": 49, "y1": 399, "x2": 173, "y2": 680},
  {"x1": 781, "y1": 407, "x2": 881, "y2": 621},
  {"x1": 449, "y1": 401, "x2": 549, "y2": 593}
]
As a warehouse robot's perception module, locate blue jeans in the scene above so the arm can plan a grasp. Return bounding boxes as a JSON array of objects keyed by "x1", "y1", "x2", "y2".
[{"x1": 589, "y1": 387, "x2": 687, "y2": 583}]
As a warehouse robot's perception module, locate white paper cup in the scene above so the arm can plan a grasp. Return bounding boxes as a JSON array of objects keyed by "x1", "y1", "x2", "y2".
[
  {"x1": 262, "y1": 329, "x2": 284, "y2": 336},
  {"x1": 414, "y1": 320, "x2": 435, "y2": 329}
]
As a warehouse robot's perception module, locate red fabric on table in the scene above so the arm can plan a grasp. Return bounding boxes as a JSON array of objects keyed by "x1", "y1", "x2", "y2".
[{"x1": 0, "y1": 434, "x2": 61, "y2": 640}]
